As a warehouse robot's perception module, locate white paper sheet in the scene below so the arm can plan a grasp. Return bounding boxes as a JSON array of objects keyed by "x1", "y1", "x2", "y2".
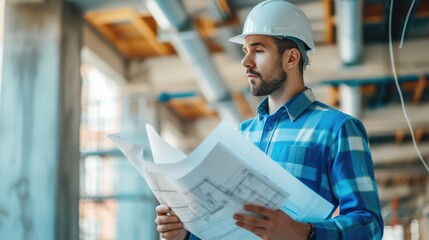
[
  {"x1": 145, "y1": 124, "x2": 186, "y2": 164},
  {"x1": 108, "y1": 120, "x2": 334, "y2": 240}
]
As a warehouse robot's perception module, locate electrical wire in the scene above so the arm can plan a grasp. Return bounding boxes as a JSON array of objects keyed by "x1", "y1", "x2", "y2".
[
  {"x1": 399, "y1": 0, "x2": 416, "y2": 49},
  {"x1": 388, "y1": 0, "x2": 429, "y2": 173}
]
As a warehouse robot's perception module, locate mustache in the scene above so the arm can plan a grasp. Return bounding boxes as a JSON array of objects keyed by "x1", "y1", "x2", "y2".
[{"x1": 246, "y1": 69, "x2": 260, "y2": 76}]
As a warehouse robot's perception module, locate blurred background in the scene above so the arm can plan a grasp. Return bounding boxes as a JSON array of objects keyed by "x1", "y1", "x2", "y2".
[{"x1": 0, "y1": 0, "x2": 428, "y2": 239}]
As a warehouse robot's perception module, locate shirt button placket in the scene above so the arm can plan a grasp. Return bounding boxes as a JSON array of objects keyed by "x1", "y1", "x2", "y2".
[{"x1": 263, "y1": 116, "x2": 277, "y2": 153}]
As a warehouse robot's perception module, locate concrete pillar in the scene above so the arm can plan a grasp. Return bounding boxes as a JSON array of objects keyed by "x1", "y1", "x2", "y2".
[
  {"x1": 335, "y1": 0, "x2": 363, "y2": 66},
  {"x1": 0, "y1": 1, "x2": 82, "y2": 239},
  {"x1": 339, "y1": 84, "x2": 362, "y2": 118},
  {"x1": 0, "y1": 1, "x2": 4, "y2": 95}
]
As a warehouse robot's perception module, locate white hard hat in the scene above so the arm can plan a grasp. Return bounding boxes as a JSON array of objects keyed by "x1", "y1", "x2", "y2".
[{"x1": 229, "y1": 0, "x2": 316, "y2": 54}]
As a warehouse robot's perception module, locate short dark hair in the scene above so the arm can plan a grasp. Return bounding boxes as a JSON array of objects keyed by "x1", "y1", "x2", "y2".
[{"x1": 273, "y1": 37, "x2": 304, "y2": 74}]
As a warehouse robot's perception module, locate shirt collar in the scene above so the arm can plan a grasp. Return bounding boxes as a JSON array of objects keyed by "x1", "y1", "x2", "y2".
[{"x1": 256, "y1": 88, "x2": 316, "y2": 122}]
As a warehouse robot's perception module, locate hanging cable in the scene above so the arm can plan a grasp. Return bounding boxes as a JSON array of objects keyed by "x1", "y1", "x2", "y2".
[
  {"x1": 399, "y1": 0, "x2": 416, "y2": 49},
  {"x1": 388, "y1": 0, "x2": 429, "y2": 173}
]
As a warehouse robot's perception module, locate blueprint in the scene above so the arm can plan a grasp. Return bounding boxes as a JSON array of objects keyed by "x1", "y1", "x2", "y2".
[{"x1": 109, "y1": 121, "x2": 334, "y2": 240}]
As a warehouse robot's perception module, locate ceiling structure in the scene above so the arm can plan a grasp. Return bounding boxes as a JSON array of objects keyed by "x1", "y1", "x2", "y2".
[{"x1": 69, "y1": 0, "x2": 429, "y2": 227}]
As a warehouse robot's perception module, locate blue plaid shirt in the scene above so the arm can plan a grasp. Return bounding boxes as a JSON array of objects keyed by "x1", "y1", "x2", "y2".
[{"x1": 189, "y1": 88, "x2": 383, "y2": 239}]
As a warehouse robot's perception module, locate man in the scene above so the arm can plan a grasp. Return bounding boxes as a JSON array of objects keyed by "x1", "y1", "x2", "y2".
[{"x1": 155, "y1": 0, "x2": 384, "y2": 239}]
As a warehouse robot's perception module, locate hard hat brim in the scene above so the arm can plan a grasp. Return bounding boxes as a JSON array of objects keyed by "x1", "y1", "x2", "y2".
[
  {"x1": 229, "y1": 33, "x2": 316, "y2": 54},
  {"x1": 228, "y1": 34, "x2": 247, "y2": 45}
]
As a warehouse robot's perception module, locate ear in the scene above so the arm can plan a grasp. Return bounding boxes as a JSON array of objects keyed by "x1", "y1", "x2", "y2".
[{"x1": 282, "y1": 48, "x2": 301, "y2": 71}]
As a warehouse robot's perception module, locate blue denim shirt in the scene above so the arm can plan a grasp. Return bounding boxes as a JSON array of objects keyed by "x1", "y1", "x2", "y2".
[{"x1": 189, "y1": 88, "x2": 383, "y2": 239}]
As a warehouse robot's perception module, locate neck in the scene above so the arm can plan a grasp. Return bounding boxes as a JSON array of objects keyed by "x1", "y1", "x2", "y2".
[{"x1": 268, "y1": 75, "x2": 305, "y2": 115}]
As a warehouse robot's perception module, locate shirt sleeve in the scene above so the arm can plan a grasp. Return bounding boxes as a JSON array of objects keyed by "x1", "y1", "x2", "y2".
[
  {"x1": 188, "y1": 233, "x2": 200, "y2": 240},
  {"x1": 312, "y1": 119, "x2": 384, "y2": 239}
]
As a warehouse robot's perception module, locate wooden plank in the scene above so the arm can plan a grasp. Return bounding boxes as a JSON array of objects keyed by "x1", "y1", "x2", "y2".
[
  {"x1": 372, "y1": 142, "x2": 429, "y2": 165},
  {"x1": 128, "y1": 13, "x2": 171, "y2": 55},
  {"x1": 91, "y1": 24, "x2": 150, "y2": 58},
  {"x1": 91, "y1": 23, "x2": 118, "y2": 44},
  {"x1": 89, "y1": 23, "x2": 143, "y2": 59},
  {"x1": 213, "y1": 11, "x2": 241, "y2": 28},
  {"x1": 363, "y1": 3, "x2": 384, "y2": 24},
  {"x1": 413, "y1": 73, "x2": 427, "y2": 103},
  {"x1": 231, "y1": 91, "x2": 253, "y2": 119},
  {"x1": 194, "y1": 97, "x2": 217, "y2": 116},
  {"x1": 361, "y1": 84, "x2": 377, "y2": 97},
  {"x1": 204, "y1": 38, "x2": 224, "y2": 52},
  {"x1": 395, "y1": 129, "x2": 406, "y2": 144},
  {"x1": 322, "y1": 0, "x2": 334, "y2": 44},
  {"x1": 327, "y1": 86, "x2": 339, "y2": 107},
  {"x1": 415, "y1": 0, "x2": 429, "y2": 18},
  {"x1": 85, "y1": 8, "x2": 134, "y2": 25},
  {"x1": 114, "y1": 38, "x2": 160, "y2": 58},
  {"x1": 85, "y1": 9, "x2": 173, "y2": 58},
  {"x1": 139, "y1": 15, "x2": 157, "y2": 32},
  {"x1": 194, "y1": 17, "x2": 217, "y2": 38},
  {"x1": 415, "y1": 128, "x2": 426, "y2": 143},
  {"x1": 167, "y1": 97, "x2": 217, "y2": 120},
  {"x1": 108, "y1": 23, "x2": 141, "y2": 39},
  {"x1": 375, "y1": 166, "x2": 428, "y2": 179},
  {"x1": 362, "y1": 103, "x2": 429, "y2": 136},
  {"x1": 216, "y1": 0, "x2": 231, "y2": 14}
]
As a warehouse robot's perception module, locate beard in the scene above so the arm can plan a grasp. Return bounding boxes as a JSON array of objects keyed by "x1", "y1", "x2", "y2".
[{"x1": 248, "y1": 58, "x2": 287, "y2": 96}]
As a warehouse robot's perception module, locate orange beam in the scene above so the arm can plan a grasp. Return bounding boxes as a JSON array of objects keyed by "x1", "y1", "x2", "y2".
[
  {"x1": 167, "y1": 97, "x2": 217, "y2": 120},
  {"x1": 231, "y1": 92, "x2": 253, "y2": 119},
  {"x1": 216, "y1": 0, "x2": 231, "y2": 14},
  {"x1": 395, "y1": 129, "x2": 406, "y2": 144},
  {"x1": 128, "y1": 13, "x2": 171, "y2": 55},
  {"x1": 327, "y1": 86, "x2": 339, "y2": 107},
  {"x1": 323, "y1": 0, "x2": 335, "y2": 44},
  {"x1": 363, "y1": 3, "x2": 385, "y2": 24},
  {"x1": 85, "y1": 8, "x2": 135, "y2": 25},
  {"x1": 85, "y1": 8, "x2": 173, "y2": 58},
  {"x1": 415, "y1": 0, "x2": 429, "y2": 18},
  {"x1": 108, "y1": 24, "x2": 140, "y2": 39},
  {"x1": 413, "y1": 72, "x2": 427, "y2": 103}
]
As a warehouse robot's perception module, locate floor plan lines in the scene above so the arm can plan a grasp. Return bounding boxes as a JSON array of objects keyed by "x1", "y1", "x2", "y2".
[{"x1": 182, "y1": 168, "x2": 289, "y2": 222}]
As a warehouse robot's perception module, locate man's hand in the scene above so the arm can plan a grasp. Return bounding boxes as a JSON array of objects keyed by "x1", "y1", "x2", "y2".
[
  {"x1": 155, "y1": 204, "x2": 188, "y2": 240},
  {"x1": 233, "y1": 204, "x2": 311, "y2": 240}
]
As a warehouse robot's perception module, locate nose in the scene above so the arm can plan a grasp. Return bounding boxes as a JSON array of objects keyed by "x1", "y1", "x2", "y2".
[{"x1": 241, "y1": 53, "x2": 254, "y2": 69}]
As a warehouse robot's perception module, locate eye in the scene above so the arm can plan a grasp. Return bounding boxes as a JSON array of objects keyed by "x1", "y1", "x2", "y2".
[{"x1": 255, "y1": 48, "x2": 263, "y2": 53}]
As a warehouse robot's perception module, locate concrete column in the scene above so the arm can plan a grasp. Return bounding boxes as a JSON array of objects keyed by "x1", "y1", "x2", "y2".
[
  {"x1": 0, "y1": 1, "x2": 4, "y2": 97},
  {"x1": 339, "y1": 84, "x2": 362, "y2": 118},
  {"x1": 335, "y1": 0, "x2": 363, "y2": 66},
  {"x1": 0, "y1": 1, "x2": 82, "y2": 239}
]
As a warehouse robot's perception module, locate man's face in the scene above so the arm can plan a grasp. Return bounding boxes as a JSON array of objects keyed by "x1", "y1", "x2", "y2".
[{"x1": 241, "y1": 35, "x2": 287, "y2": 96}]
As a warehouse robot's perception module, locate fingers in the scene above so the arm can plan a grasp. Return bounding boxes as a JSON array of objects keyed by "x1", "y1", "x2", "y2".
[
  {"x1": 235, "y1": 221, "x2": 265, "y2": 238},
  {"x1": 155, "y1": 205, "x2": 182, "y2": 226},
  {"x1": 233, "y1": 212, "x2": 268, "y2": 228},
  {"x1": 155, "y1": 204, "x2": 171, "y2": 216},
  {"x1": 233, "y1": 204, "x2": 274, "y2": 225},
  {"x1": 160, "y1": 228, "x2": 187, "y2": 240},
  {"x1": 156, "y1": 221, "x2": 184, "y2": 233},
  {"x1": 155, "y1": 214, "x2": 181, "y2": 225},
  {"x1": 243, "y1": 204, "x2": 274, "y2": 218},
  {"x1": 155, "y1": 204, "x2": 187, "y2": 239},
  {"x1": 234, "y1": 212, "x2": 267, "y2": 239},
  {"x1": 233, "y1": 204, "x2": 274, "y2": 238}
]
